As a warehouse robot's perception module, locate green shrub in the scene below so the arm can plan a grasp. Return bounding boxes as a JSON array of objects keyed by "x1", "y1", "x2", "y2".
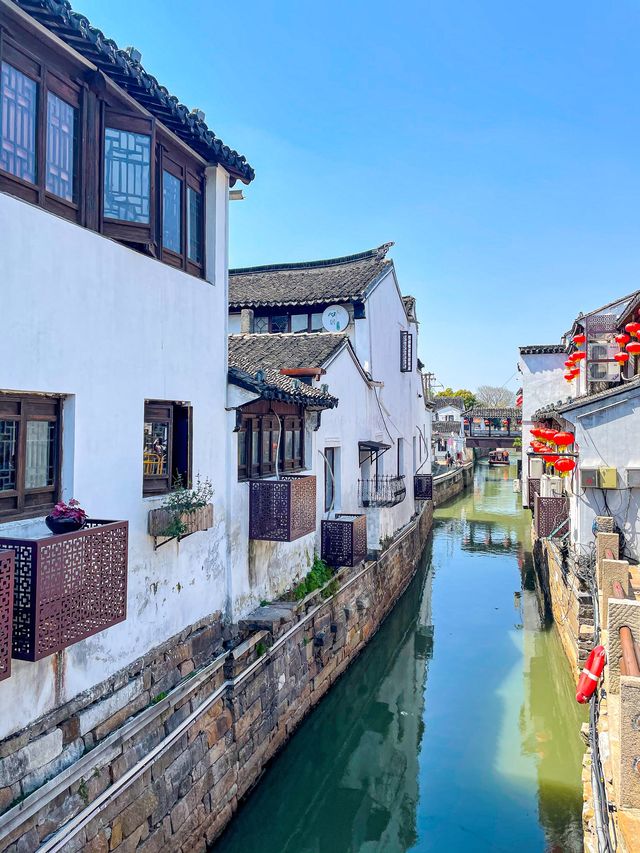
[{"x1": 292, "y1": 556, "x2": 333, "y2": 600}]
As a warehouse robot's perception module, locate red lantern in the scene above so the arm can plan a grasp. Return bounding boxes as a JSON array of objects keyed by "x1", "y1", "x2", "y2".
[
  {"x1": 615, "y1": 333, "x2": 630, "y2": 348},
  {"x1": 564, "y1": 371, "x2": 575, "y2": 381},
  {"x1": 554, "y1": 431, "x2": 574, "y2": 450},
  {"x1": 628, "y1": 341, "x2": 640, "y2": 355},
  {"x1": 625, "y1": 322, "x2": 640, "y2": 337},
  {"x1": 615, "y1": 352, "x2": 630, "y2": 365},
  {"x1": 573, "y1": 333, "x2": 586, "y2": 346},
  {"x1": 570, "y1": 368, "x2": 580, "y2": 378},
  {"x1": 530, "y1": 428, "x2": 543, "y2": 439},
  {"x1": 543, "y1": 428, "x2": 557, "y2": 443},
  {"x1": 544, "y1": 454, "x2": 559, "y2": 466},
  {"x1": 572, "y1": 351, "x2": 586, "y2": 362},
  {"x1": 555, "y1": 457, "x2": 576, "y2": 476}
]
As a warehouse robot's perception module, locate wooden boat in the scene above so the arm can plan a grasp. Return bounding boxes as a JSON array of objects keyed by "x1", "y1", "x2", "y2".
[{"x1": 489, "y1": 450, "x2": 510, "y2": 466}]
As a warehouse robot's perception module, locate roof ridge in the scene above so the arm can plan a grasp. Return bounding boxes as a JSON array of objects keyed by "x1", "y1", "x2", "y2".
[
  {"x1": 20, "y1": 0, "x2": 254, "y2": 182},
  {"x1": 230, "y1": 243, "x2": 394, "y2": 276},
  {"x1": 229, "y1": 332, "x2": 348, "y2": 340}
]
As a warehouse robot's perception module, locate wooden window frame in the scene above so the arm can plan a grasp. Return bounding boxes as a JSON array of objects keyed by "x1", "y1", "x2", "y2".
[
  {"x1": 0, "y1": 34, "x2": 82, "y2": 224},
  {"x1": 400, "y1": 330, "x2": 413, "y2": 373},
  {"x1": 237, "y1": 408, "x2": 305, "y2": 481},
  {"x1": 0, "y1": 393, "x2": 62, "y2": 522},
  {"x1": 157, "y1": 140, "x2": 205, "y2": 276},
  {"x1": 102, "y1": 109, "x2": 155, "y2": 245},
  {"x1": 143, "y1": 400, "x2": 192, "y2": 497},
  {"x1": 324, "y1": 447, "x2": 335, "y2": 512},
  {"x1": 269, "y1": 315, "x2": 290, "y2": 334}
]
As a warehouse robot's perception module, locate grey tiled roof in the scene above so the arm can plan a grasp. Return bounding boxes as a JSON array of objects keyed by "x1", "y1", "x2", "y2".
[
  {"x1": 556, "y1": 376, "x2": 640, "y2": 413},
  {"x1": 17, "y1": 0, "x2": 254, "y2": 183},
  {"x1": 519, "y1": 344, "x2": 566, "y2": 355},
  {"x1": 229, "y1": 333, "x2": 349, "y2": 373},
  {"x1": 229, "y1": 244, "x2": 393, "y2": 308},
  {"x1": 466, "y1": 407, "x2": 521, "y2": 419},
  {"x1": 432, "y1": 422, "x2": 462, "y2": 435},
  {"x1": 228, "y1": 367, "x2": 337, "y2": 409},
  {"x1": 228, "y1": 333, "x2": 346, "y2": 408},
  {"x1": 433, "y1": 397, "x2": 465, "y2": 412}
]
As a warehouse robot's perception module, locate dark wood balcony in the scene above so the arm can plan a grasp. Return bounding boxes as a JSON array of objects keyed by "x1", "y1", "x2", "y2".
[
  {"x1": 0, "y1": 520, "x2": 128, "y2": 662},
  {"x1": 0, "y1": 550, "x2": 14, "y2": 681},
  {"x1": 414, "y1": 474, "x2": 433, "y2": 501},
  {"x1": 534, "y1": 495, "x2": 569, "y2": 539},
  {"x1": 249, "y1": 476, "x2": 316, "y2": 542},
  {"x1": 528, "y1": 478, "x2": 541, "y2": 510},
  {"x1": 358, "y1": 475, "x2": 406, "y2": 508},
  {"x1": 321, "y1": 514, "x2": 368, "y2": 567}
]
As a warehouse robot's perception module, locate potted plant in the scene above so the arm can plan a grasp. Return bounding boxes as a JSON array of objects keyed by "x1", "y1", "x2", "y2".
[
  {"x1": 45, "y1": 499, "x2": 87, "y2": 535},
  {"x1": 148, "y1": 475, "x2": 214, "y2": 543}
]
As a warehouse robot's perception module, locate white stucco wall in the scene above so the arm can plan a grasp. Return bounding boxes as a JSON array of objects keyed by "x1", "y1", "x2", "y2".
[
  {"x1": 0, "y1": 168, "x2": 231, "y2": 738},
  {"x1": 562, "y1": 387, "x2": 640, "y2": 555},
  {"x1": 519, "y1": 351, "x2": 567, "y2": 506}
]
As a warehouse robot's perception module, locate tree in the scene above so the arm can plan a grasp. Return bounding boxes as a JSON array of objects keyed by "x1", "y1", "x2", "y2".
[
  {"x1": 476, "y1": 385, "x2": 516, "y2": 407},
  {"x1": 436, "y1": 388, "x2": 477, "y2": 409}
]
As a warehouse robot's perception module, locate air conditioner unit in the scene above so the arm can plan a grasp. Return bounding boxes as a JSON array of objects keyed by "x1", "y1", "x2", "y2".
[
  {"x1": 548, "y1": 476, "x2": 564, "y2": 497},
  {"x1": 625, "y1": 467, "x2": 640, "y2": 488},
  {"x1": 540, "y1": 474, "x2": 551, "y2": 498},
  {"x1": 587, "y1": 362, "x2": 620, "y2": 382},
  {"x1": 599, "y1": 467, "x2": 617, "y2": 489},
  {"x1": 580, "y1": 467, "x2": 599, "y2": 489},
  {"x1": 530, "y1": 458, "x2": 544, "y2": 478}
]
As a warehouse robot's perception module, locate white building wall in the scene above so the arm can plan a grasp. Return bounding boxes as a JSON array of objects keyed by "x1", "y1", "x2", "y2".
[
  {"x1": 562, "y1": 388, "x2": 640, "y2": 555},
  {"x1": 519, "y1": 351, "x2": 567, "y2": 506},
  {"x1": 0, "y1": 167, "x2": 231, "y2": 738}
]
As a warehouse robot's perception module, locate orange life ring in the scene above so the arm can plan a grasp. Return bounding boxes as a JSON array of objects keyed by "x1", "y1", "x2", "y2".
[{"x1": 576, "y1": 645, "x2": 606, "y2": 703}]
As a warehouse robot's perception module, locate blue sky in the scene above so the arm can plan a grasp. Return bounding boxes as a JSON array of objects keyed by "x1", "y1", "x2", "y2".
[{"x1": 79, "y1": 0, "x2": 640, "y2": 393}]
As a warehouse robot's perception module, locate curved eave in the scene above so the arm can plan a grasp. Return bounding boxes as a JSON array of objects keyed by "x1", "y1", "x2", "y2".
[{"x1": 17, "y1": 0, "x2": 255, "y2": 183}]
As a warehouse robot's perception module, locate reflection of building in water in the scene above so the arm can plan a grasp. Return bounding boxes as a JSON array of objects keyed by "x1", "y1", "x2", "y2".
[
  {"x1": 518, "y1": 589, "x2": 585, "y2": 853},
  {"x1": 339, "y1": 552, "x2": 434, "y2": 852},
  {"x1": 215, "y1": 548, "x2": 436, "y2": 853}
]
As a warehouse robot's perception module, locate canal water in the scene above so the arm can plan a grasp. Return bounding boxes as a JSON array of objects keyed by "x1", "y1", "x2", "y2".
[{"x1": 214, "y1": 462, "x2": 587, "y2": 853}]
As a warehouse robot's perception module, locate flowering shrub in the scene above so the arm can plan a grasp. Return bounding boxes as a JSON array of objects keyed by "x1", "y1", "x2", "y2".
[{"x1": 49, "y1": 499, "x2": 87, "y2": 525}]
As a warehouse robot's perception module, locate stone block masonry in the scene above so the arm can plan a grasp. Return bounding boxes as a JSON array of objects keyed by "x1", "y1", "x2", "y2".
[
  {"x1": 432, "y1": 462, "x2": 473, "y2": 507},
  {"x1": 0, "y1": 502, "x2": 433, "y2": 852}
]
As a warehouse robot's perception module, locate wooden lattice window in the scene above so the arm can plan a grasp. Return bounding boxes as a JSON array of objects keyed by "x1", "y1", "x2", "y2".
[
  {"x1": 400, "y1": 330, "x2": 413, "y2": 372},
  {"x1": 0, "y1": 393, "x2": 61, "y2": 521},
  {"x1": 237, "y1": 408, "x2": 305, "y2": 480},
  {"x1": 0, "y1": 38, "x2": 81, "y2": 223},
  {"x1": 143, "y1": 401, "x2": 191, "y2": 496}
]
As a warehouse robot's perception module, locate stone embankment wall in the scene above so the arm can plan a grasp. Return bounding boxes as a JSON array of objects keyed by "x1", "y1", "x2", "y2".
[
  {"x1": 0, "y1": 502, "x2": 433, "y2": 852},
  {"x1": 432, "y1": 462, "x2": 474, "y2": 507},
  {"x1": 532, "y1": 538, "x2": 593, "y2": 673}
]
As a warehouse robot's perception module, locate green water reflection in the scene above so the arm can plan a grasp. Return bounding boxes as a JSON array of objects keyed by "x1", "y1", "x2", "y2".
[{"x1": 213, "y1": 462, "x2": 586, "y2": 852}]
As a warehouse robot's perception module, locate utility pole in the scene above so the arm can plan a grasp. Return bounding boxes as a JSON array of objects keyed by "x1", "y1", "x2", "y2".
[{"x1": 423, "y1": 372, "x2": 437, "y2": 401}]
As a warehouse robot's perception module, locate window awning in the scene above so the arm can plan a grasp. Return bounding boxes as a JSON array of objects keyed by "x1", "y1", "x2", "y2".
[{"x1": 358, "y1": 440, "x2": 391, "y2": 466}]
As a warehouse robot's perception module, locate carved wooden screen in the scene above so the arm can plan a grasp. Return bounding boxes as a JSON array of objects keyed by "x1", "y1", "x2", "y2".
[
  {"x1": 400, "y1": 331, "x2": 413, "y2": 373},
  {"x1": 414, "y1": 474, "x2": 433, "y2": 501},
  {"x1": 0, "y1": 550, "x2": 14, "y2": 681},
  {"x1": 0, "y1": 520, "x2": 128, "y2": 662},
  {"x1": 249, "y1": 476, "x2": 316, "y2": 542},
  {"x1": 321, "y1": 514, "x2": 367, "y2": 567}
]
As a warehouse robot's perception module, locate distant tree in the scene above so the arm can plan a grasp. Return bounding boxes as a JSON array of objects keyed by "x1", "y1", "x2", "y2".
[
  {"x1": 476, "y1": 385, "x2": 516, "y2": 407},
  {"x1": 436, "y1": 388, "x2": 477, "y2": 409}
]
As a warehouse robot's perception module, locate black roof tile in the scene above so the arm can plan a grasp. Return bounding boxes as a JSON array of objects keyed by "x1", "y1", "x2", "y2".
[{"x1": 229, "y1": 244, "x2": 393, "y2": 309}]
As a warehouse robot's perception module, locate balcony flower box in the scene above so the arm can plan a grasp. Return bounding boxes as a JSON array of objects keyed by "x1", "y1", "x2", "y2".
[
  {"x1": 534, "y1": 495, "x2": 569, "y2": 539},
  {"x1": 249, "y1": 475, "x2": 316, "y2": 542},
  {"x1": 321, "y1": 514, "x2": 368, "y2": 567},
  {"x1": 0, "y1": 550, "x2": 14, "y2": 681},
  {"x1": 148, "y1": 503, "x2": 213, "y2": 540},
  {"x1": 413, "y1": 474, "x2": 433, "y2": 501},
  {"x1": 0, "y1": 520, "x2": 128, "y2": 662}
]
